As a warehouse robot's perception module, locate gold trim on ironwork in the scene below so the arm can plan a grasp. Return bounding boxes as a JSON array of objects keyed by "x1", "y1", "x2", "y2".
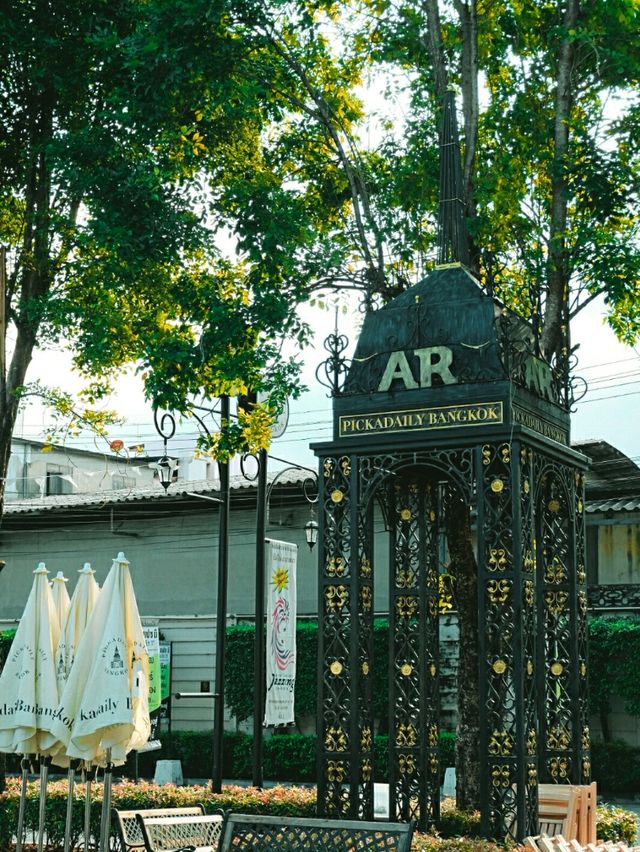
[
  {"x1": 400, "y1": 662, "x2": 413, "y2": 676},
  {"x1": 360, "y1": 586, "x2": 372, "y2": 611},
  {"x1": 428, "y1": 724, "x2": 438, "y2": 747},
  {"x1": 489, "y1": 548, "x2": 508, "y2": 571},
  {"x1": 527, "y1": 659, "x2": 534, "y2": 676},
  {"x1": 580, "y1": 661, "x2": 587, "y2": 677},
  {"x1": 396, "y1": 723, "x2": 418, "y2": 747},
  {"x1": 331, "y1": 489, "x2": 344, "y2": 503},
  {"x1": 501, "y1": 445, "x2": 511, "y2": 464},
  {"x1": 526, "y1": 729, "x2": 537, "y2": 756},
  {"x1": 547, "y1": 724, "x2": 570, "y2": 750},
  {"x1": 524, "y1": 579, "x2": 534, "y2": 607},
  {"x1": 488, "y1": 730, "x2": 514, "y2": 756},
  {"x1": 326, "y1": 557, "x2": 346, "y2": 577},
  {"x1": 492, "y1": 659, "x2": 507, "y2": 675},
  {"x1": 360, "y1": 726, "x2": 372, "y2": 752},
  {"x1": 360, "y1": 557, "x2": 372, "y2": 578},
  {"x1": 430, "y1": 663, "x2": 437, "y2": 677},
  {"x1": 549, "y1": 757, "x2": 569, "y2": 779},
  {"x1": 482, "y1": 445, "x2": 491, "y2": 466},
  {"x1": 524, "y1": 550, "x2": 535, "y2": 572},
  {"x1": 527, "y1": 765, "x2": 538, "y2": 787},
  {"x1": 491, "y1": 766, "x2": 511, "y2": 788},
  {"x1": 548, "y1": 498, "x2": 561, "y2": 513},
  {"x1": 400, "y1": 508, "x2": 412, "y2": 521},
  {"x1": 396, "y1": 568, "x2": 414, "y2": 589},
  {"x1": 330, "y1": 660, "x2": 343, "y2": 676},
  {"x1": 582, "y1": 727, "x2": 590, "y2": 750},
  {"x1": 545, "y1": 557, "x2": 566, "y2": 584},
  {"x1": 326, "y1": 585, "x2": 348, "y2": 611},
  {"x1": 550, "y1": 661, "x2": 564, "y2": 676},
  {"x1": 340, "y1": 456, "x2": 351, "y2": 475},
  {"x1": 325, "y1": 727, "x2": 347, "y2": 752},
  {"x1": 491, "y1": 478, "x2": 504, "y2": 493},
  {"x1": 398, "y1": 754, "x2": 416, "y2": 776},
  {"x1": 323, "y1": 459, "x2": 334, "y2": 478},
  {"x1": 362, "y1": 759, "x2": 372, "y2": 782},
  {"x1": 487, "y1": 578, "x2": 511, "y2": 604},
  {"x1": 396, "y1": 595, "x2": 418, "y2": 620},
  {"x1": 327, "y1": 760, "x2": 346, "y2": 782},
  {"x1": 523, "y1": 479, "x2": 530, "y2": 494},
  {"x1": 545, "y1": 590, "x2": 568, "y2": 615},
  {"x1": 362, "y1": 660, "x2": 370, "y2": 676}
]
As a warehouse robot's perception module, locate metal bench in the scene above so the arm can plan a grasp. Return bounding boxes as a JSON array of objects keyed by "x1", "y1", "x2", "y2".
[
  {"x1": 218, "y1": 813, "x2": 416, "y2": 851},
  {"x1": 113, "y1": 807, "x2": 206, "y2": 852},
  {"x1": 137, "y1": 813, "x2": 224, "y2": 852}
]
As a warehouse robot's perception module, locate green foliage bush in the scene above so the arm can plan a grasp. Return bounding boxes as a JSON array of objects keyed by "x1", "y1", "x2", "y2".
[
  {"x1": 596, "y1": 804, "x2": 638, "y2": 846},
  {"x1": 0, "y1": 629, "x2": 16, "y2": 673},
  {"x1": 590, "y1": 740, "x2": 640, "y2": 794},
  {"x1": 588, "y1": 616, "x2": 640, "y2": 720},
  {"x1": 0, "y1": 777, "x2": 635, "y2": 852}
]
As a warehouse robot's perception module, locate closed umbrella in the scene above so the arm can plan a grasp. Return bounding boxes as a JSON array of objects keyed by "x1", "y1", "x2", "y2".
[
  {"x1": 53, "y1": 563, "x2": 101, "y2": 852},
  {"x1": 51, "y1": 552, "x2": 150, "y2": 852},
  {"x1": 0, "y1": 563, "x2": 60, "y2": 852},
  {"x1": 51, "y1": 572, "x2": 71, "y2": 635}
]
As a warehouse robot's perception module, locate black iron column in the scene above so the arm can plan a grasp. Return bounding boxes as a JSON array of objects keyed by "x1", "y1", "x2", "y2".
[
  {"x1": 212, "y1": 394, "x2": 230, "y2": 793},
  {"x1": 252, "y1": 448, "x2": 268, "y2": 787}
]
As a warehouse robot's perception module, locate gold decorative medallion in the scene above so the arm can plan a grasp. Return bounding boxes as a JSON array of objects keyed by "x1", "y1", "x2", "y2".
[
  {"x1": 330, "y1": 660, "x2": 343, "y2": 676},
  {"x1": 491, "y1": 478, "x2": 504, "y2": 493},
  {"x1": 400, "y1": 508, "x2": 412, "y2": 521},
  {"x1": 362, "y1": 661, "x2": 370, "y2": 676},
  {"x1": 400, "y1": 663, "x2": 413, "y2": 676},
  {"x1": 430, "y1": 510, "x2": 437, "y2": 522},
  {"x1": 550, "y1": 661, "x2": 564, "y2": 676},
  {"x1": 548, "y1": 498, "x2": 561, "y2": 513},
  {"x1": 523, "y1": 479, "x2": 530, "y2": 494},
  {"x1": 331, "y1": 489, "x2": 344, "y2": 503},
  {"x1": 430, "y1": 663, "x2": 437, "y2": 677},
  {"x1": 580, "y1": 661, "x2": 587, "y2": 677},
  {"x1": 527, "y1": 659, "x2": 534, "y2": 676},
  {"x1": 492, "y1": 659, "x2": 507, "y2": 674}
]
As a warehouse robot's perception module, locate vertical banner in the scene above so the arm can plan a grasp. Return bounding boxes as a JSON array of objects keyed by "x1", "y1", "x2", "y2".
[
  {"x1": 159, "y1": 640, "x2": 172, "y2": 728},
  {"x1": 264, "y1": 540, "x2": 298, "y2": 726}
]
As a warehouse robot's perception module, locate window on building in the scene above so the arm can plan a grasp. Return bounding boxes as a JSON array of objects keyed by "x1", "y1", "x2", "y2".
[{"x1": 45, "y1": 465, "x2": 73, "y2": 496}]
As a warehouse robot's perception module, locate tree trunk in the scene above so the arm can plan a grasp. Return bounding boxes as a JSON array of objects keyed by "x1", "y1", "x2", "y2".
[
  {"x1": 540, "y1": 0, "x2": 580, "y2": 359},
  {"x1": 446, "y1": 491, "x2": 480, "y2": 809}
]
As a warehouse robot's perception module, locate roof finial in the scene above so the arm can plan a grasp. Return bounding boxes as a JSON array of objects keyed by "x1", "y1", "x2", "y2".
[{"x1": 437, "y1": 91, "x2": 469, "y2": 267}]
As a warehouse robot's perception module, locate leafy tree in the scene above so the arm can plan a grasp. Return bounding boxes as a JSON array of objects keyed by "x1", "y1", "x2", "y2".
[{"x1": 0, "y1": 0, "x2": 366, "y2": 510}]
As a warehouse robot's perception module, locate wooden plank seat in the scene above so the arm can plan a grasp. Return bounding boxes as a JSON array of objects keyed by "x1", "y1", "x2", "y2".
[
  {"x1": 137, "y1": 814, "x2": 224, "y2": 852},
  {"x1": 524, "y1": 834, "x2": 637, "y2": 852},
  {"x1": 538, "y1": 785, "x2": 580, "y2": 840},
  {"x1": 218, "y1": 813, "x2": 416, "y2": 852},
  {"x1": 113, "y1": 807, "x2": 206, "y2": 852}
]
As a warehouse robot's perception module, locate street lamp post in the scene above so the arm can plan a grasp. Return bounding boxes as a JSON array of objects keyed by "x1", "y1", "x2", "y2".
[{"x1": 243, "y1": 454, "x2": 318, "y2": 788}]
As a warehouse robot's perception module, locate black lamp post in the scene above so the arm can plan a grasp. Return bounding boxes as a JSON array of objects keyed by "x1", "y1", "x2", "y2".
[
  {"x1": 242, "y1": 453, "x2": 318, "y2": 788},
  {"x1": 153, "y1": 410, "x2": 177, "y2": 491},
  {"x1": 152, "y1": 400, "x2": 230, "y2": 793}
]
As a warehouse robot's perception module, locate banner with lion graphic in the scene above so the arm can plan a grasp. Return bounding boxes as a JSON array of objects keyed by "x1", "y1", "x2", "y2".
[{"x1": 264, "y1": 540, "x2": 298, "y2": 726}]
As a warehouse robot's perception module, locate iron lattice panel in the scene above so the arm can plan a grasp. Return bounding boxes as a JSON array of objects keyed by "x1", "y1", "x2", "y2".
[
  {"x1": 221, "y1": 817, "x2": 413, "y2": 851},
  {"x1": 574, "y1": 471, "x2": 591, "y2": 783},
  {"x1": 388, "y1": 478, "x2": 440, "y2": 831},
  {"x1": 477, "y1": 441, "x2": 537, "y2": 839},
  {"x1": 535, "y1": 461, "x2": 577, "y2": 784},
  {"x1": 519, "y1": 446, "x2": 539, "y2": 835},
  {"x1": 318, "y1": 454, "x2": 374, "y2": 818},
  {"x1": 587, "y1": 584, "x2": 640, "y2": 609}
]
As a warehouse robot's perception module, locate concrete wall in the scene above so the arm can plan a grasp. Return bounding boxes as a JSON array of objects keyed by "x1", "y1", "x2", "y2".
[{"x1": 596, "y1": 518, "x2": 640, "y2": 585}]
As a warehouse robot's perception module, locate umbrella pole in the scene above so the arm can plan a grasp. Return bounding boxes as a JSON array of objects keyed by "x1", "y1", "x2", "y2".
[
  {"x1": 83, "y1": 762, "x2": 97, "y2": 852},
  {"x1": 15, "y1": 755, "x2": 30, "y2": 852},
  {"x1": 98, "y1": 750, "x2": 113, "y2": 852},
  {"x1": 63, "y1": 760, "x2": 78, "y2": 852},
  {"x1": 36, "y1": 755, "x2": 52, "y2": 852}
]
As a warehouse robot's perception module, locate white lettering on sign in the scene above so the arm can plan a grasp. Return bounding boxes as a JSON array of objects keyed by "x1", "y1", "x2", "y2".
[{"x1": 378, "y1": 346, "x2": 457, "y2": 392}]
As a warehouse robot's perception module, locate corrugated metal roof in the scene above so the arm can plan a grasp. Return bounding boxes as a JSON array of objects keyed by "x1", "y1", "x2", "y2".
[
  {"x1": 3, "y1": 467, "x2": 311, "y2": 515},
  {"x1": 585, "y1": 497, "x2": 640, "y2": 514}
]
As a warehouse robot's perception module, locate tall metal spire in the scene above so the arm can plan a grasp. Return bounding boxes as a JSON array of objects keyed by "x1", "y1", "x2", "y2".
[{"x1": 437, "y1": 91, "x2": 470, "y2": 267}]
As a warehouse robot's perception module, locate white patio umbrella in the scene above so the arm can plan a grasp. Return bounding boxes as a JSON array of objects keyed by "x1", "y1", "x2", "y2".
[
  {"x1": 51, "y1": 571, "x2": 71, "y2": 634},
  {"x1": 53, "y1": 563, "x2": 101, "y2": 852},
  {"x1": 0, "y1": 563, "x2": 61, "y2": 852},
  {"x1": 50, "y1": 552, "x2": 150, "y2": 852}
]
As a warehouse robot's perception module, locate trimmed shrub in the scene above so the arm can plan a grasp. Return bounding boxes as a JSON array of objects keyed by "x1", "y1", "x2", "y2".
[
  {"x1": 0, "y1": 776, "x2": 635, "y2": 852},
  {"x1": 590, "y1": 740, "x2": 640, "y2": 794},
  {"x1": 596, "y1": 803, "x2": 638, "y2": 846}
]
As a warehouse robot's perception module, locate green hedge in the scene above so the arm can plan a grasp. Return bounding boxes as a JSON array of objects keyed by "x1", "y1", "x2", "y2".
[
  {"x1": 0, "y1": 776, "x2": 636, "y2": 852},
  {"x1": 126, "y1": 730, "x2": 456, "y2": 784},
  {"x1": 128, "y1": 730, "x2": 640, "y2": 796}
]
